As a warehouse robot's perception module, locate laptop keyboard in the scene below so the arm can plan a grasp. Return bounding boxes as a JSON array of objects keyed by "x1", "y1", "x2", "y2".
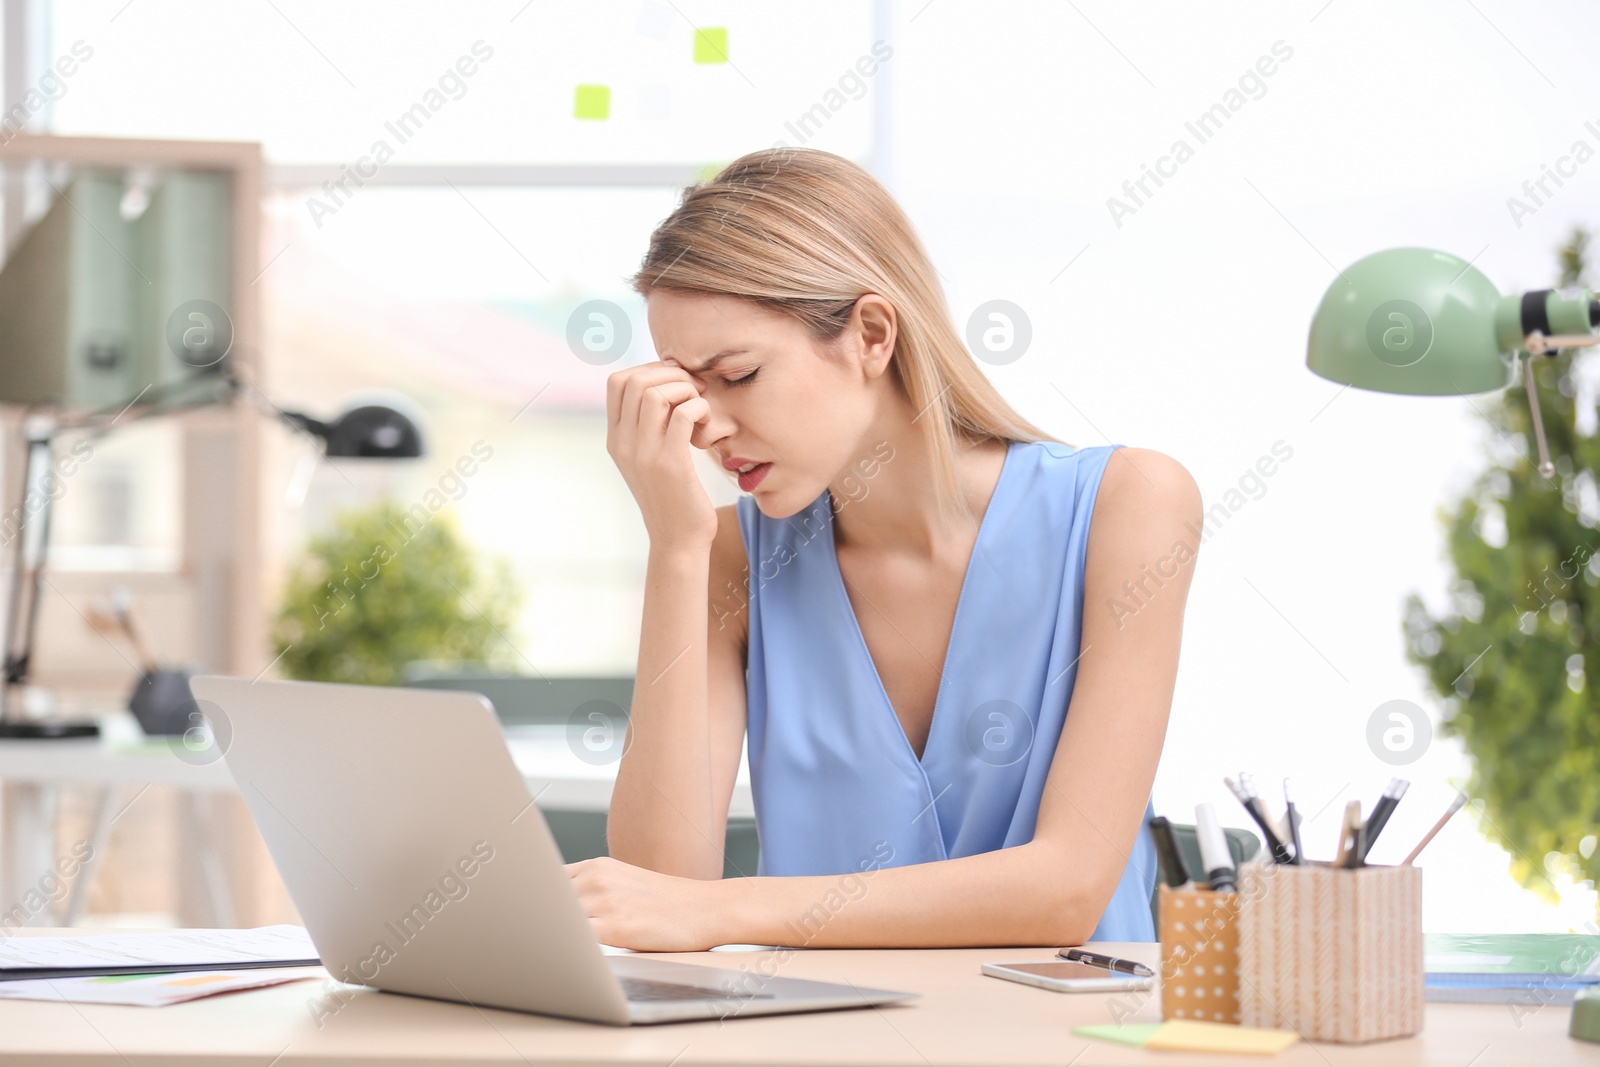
[{"x1": 619, "y1": 977, "x2": 774, "y2": 1002}]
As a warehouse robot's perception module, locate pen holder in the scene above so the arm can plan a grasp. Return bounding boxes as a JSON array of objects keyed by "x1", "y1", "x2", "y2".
[
  {"x1": 1235, "y1": 861, "x2": 1423, "y2": 1043},
  {"x1": 1157, "y1": 884, "x2": 1242, "y2": 1024}
]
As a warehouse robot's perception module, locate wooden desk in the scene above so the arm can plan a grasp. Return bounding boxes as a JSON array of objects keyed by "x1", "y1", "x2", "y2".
[{"x1": 0, "y1": 937, "x2": 1584, "y2": 1065}]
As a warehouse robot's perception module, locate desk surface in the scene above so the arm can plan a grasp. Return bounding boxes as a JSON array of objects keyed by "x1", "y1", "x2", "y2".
[{"x1": 0, "y1": 937, "x2": 1582, "y2": 1066}]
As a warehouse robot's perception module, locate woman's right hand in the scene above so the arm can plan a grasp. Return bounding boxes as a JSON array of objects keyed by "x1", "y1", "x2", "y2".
[{"x1": 606, "y1": 360, "x2": 718, "y2": 553}]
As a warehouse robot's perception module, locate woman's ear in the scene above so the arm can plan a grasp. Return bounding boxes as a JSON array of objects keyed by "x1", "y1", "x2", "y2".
[{"x1": 852, "y1": 294, "x2": 897, "y2": 381}]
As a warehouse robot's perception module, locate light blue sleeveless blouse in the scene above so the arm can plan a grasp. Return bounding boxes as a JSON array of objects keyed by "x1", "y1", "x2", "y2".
[{"x1": 735, "y1": 439, "x2": 1158, "y2": 942}]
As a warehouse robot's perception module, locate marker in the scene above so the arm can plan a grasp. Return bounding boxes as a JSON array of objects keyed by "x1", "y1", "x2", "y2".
[
  {"x1": 1402, "y1": 791, "x2": 1468, "y2": 866},
  {"x1": 1148, "y1": 816, "x2": 1192, "y2": 890},
  {"x1": 1057, "y1": 948, "x2": 1156, "y2": 977},
  {"x1": 1282, "y1": 778, "x2": 1305, "y2": 865},
  {"x1": 1194, "y1": 803, "x2": 1237, "y2": 893},
  {"x1": 1225, "y1": 774, "x2": 1292, "y2": 864},
  {"x1": 1334, "y1": 800, "x2": 1364, "y2": 869},
  {"x1": 1358, "y1": 777, "x2": 1410, "y2": 863}
]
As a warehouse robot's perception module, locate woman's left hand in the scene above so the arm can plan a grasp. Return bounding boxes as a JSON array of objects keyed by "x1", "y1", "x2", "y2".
[{"x1": 566, "y1": 856, "x2": 731, "y2": 951}]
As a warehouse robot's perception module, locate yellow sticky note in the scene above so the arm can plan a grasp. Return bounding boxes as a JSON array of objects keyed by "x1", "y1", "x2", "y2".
[
  {"x1": 693, "y1": 28, "x2": 728, "y2": 64},
  {"x1": 1146, "y1": 1019, "x2": 1298, "y2": 1055},
  {"x1": 573, "y1": 85, "x2": 610, "y2": 120}
]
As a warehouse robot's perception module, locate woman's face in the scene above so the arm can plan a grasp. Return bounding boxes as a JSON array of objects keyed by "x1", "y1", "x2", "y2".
[{"x1": 645, "y1": 290, "x2": 889, "y2": 519}]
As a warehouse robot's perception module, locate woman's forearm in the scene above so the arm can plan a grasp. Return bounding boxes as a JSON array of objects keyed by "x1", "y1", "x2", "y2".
[
  {"x1": 607, "y1": 545, "x2": 722, "y2": 879},
  {"x1": 715, "y1": 840, "x2": 1106, "y2": 948}
]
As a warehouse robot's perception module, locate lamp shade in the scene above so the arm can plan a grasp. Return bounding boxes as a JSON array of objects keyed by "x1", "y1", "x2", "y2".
[
  {"x1": 282, "y1": 402, "x2": 425, "y2": 459},
  {"x1": 323, "y1": 404, "x2": 424, "y2": 459},
  {"x1": 1306, "y1": 248, "x2": 1523, "y2": 396}
]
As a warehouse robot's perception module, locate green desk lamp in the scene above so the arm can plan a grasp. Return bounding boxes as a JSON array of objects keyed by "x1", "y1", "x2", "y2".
[{"x1": 1307, "y1": 247, "x2": 1600, "y2": 475}]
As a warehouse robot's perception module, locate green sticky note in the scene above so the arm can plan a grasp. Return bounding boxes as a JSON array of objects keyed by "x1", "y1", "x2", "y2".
[
  {"x1": 1071, "y1": 1023, "x2": 1162, "y2": 1048},
  {"x1": 573, "y1": 85, "x2": 610, "y2": 120},
  {"x1": 88, "y1": 973, "x2": 157, "y2": 984},
  {"x1": 693, "y1": 28, "x2": 728, "y2": 64}
]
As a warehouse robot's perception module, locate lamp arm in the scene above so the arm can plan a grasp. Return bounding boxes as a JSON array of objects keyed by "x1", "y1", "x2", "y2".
[
  {"x1": 1524, "y1": 331, "x2": 1600, "y2": 356},
  {"x1": 1521, "y1": 355, "x2": 1557, "y2": 478},
  {"x1": 1518, "y1": 325, "x2": 1600, "y2": 476},
  {"x1": 1, "y1": 370, "x2": 236, "y2": 721},
  {"x1": 1, "y1": 432, "x2": 57, "y2": 720},
  {"x1": 279, "y1": 410, "x2": 332, "y2": 441}
]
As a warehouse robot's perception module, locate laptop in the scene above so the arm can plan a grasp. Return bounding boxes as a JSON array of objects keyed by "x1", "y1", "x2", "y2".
[{"x1": 188, "y1": 675, "x2": 916, "y2": 1025}]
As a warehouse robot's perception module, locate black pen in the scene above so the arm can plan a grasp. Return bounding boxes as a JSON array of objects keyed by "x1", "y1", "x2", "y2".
[
  {"x1": 1148, "y1": 816, "x2": 1192, "y2": 890},
  {"x1": 1283, "y1": 777, "x2": 1305, "y2": 865},
  {"x1": 1057, "y1": 948, "x2": 1156, "y2": 977},
  {"x1": 1358, "y1": 777, "x2": 1409, "y2": 863},
  {"x1": 1225, "y1": 774, "x2": 1292, "y2": 864}
]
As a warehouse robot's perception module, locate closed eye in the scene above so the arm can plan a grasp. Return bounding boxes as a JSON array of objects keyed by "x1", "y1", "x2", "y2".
[{"x1": 725, "y1": 368, "x2": 759, "y2": 387}]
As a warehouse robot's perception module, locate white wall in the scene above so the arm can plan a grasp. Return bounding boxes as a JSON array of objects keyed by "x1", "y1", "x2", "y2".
[
  {"x1": 881, "y1": 0, "x2": 1600, "y2": 930},
  {"x1": 23, "y1": 0, "x2": 1597, "y2": 932}
]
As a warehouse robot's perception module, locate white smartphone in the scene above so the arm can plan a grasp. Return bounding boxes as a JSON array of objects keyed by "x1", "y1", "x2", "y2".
[{"x1": 981, "y1": 960, "x2": 1155, "y2": 993}]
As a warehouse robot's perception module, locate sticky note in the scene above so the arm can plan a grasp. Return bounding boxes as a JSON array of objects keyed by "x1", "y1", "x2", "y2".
[
  {"x1": 637, "y1": 84, "x2": 671, "y2": 122},
  {"x1": 636, "y1": 1, "x2": 672, "y2": 40},
  {"x1": 693, "y1": 28, "x2": 728, "y2": 64},
  {"x1": 573, "y1": 85, "x2": 610, "y2": 120},
  {"x1": 1074, "y1": 1020, "x2": 1298, "y2": 1055},
  {"x1": 1146, "y1": 1020, "x2": 1298, "y2": 1054},
  {"x1": 1071, "y1": 1023, "x2": 1163, "y2": 1048}
]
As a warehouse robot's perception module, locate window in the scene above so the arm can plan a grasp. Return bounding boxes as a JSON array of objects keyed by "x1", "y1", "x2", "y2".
[
  {"x1": 31, "y1": 0, "x2": 887, "y2": 672},
  {"x1": 48, "y1": 1, "x2": 878, "y2": 166},
  {"x1": 259, "y1": 184, "x2": 686, "y2": 672}
]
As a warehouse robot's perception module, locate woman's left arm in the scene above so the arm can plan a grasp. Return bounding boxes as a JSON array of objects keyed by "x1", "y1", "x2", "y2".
[{"x1": 570, "y1": 447, "x2": 1203, "y2": 951}]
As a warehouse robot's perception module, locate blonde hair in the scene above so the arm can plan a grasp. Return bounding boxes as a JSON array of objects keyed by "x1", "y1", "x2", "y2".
[{"x1": 630, "y1": 147, "x2": 1064, "y2": 522}]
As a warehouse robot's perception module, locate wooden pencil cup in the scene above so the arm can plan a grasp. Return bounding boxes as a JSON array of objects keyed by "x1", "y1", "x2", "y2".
[
  {"x1": 1157, "y1": 884, "x2": 1242, "y2": 1024},
  {"x1": 1235, "y1": 862, "x2": 1424, "y2": 1043}
]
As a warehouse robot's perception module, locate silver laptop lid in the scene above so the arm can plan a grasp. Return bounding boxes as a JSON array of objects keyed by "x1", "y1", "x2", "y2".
[{"x1": 190, "y1": 675, "x2": 632, "y2": 1025}]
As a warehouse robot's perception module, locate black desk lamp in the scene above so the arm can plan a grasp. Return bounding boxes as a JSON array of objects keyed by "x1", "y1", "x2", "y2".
[
  {"x1": 281, "y1": 403, "x2": 423, "y2": 459},
  {"x1": 0, "y1": 373, "x2": 423, "y2": 739}
]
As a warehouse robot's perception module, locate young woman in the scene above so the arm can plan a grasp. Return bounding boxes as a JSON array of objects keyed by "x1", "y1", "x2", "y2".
[{"x1": 568, "y1": 147, "x2": 1201, "y2": 952}]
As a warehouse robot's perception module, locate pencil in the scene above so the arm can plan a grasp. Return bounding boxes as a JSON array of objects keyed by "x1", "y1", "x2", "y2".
[{"x1": 1401, "y1": 791, "x2": 1468, "y2": 866}]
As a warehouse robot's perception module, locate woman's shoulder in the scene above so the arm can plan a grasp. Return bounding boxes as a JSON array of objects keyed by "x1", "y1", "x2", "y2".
[
  {"x1": 1101, "y1": 445, "x2": 1197, "y2": 494},
  {"x1": 1082, "y1": 445, "x2": 1202, "y2": 531},
  {"x1": 1019, "y1": 439, "x2": 1193, "y2": 492}
]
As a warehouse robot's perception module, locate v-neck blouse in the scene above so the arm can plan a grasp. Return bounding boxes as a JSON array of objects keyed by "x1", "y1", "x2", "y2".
[{"x1": 735, "y1": 439, "x2": 1158, "y2": 942}]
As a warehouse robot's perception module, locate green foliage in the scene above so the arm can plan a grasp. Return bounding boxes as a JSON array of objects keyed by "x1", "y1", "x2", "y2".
[
  {"x1": 272, "y1": 499, "x2": 523, "y2": 686},
  {"x1": 1403, "y1": 227, "x2": 1600, "y2": 899}
]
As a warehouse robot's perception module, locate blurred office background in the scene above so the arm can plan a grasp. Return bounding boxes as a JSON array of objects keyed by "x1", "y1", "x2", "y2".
[{"x1": 0, "y1": 0, "x2": 1597, "y2": 934}]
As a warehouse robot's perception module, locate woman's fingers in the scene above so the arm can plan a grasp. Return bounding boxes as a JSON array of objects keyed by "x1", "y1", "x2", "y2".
[
  {"x1": 636, "y1": 379, "x2": 700, "y2": 436},
  {"x1": 608, "y1": 365, "x2": 697, "y2": 463},
  {"x1": 609, "y1": 363, "x2": 695, "y2": 431},
  {"x1": 603, "y1": 360, "x2": 720, "y2": 553},
  {"x1": 664, "y1": 395, "x2": 711, "y2": 453},
  {"x1": 608, "y1": 361, "x2": 691, "y2": 422}
]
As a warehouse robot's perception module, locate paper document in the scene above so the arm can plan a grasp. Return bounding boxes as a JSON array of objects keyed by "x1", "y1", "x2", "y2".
[
  {"x1": 0, "y1": 925, "x2": 320, "y2": 980},
  {"x1": 0, "y1": 966, "x2": 324, "y2": 1006}
]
